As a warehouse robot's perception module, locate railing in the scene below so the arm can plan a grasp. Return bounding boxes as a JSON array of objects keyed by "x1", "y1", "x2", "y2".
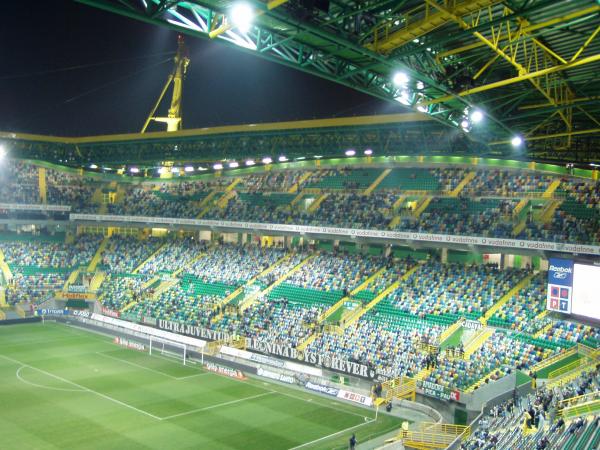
[
  {"x1": 531, "y1": 346, "x2": 577, "y2": 372},
  {"x1": 558, "y1": 399, "x2": 600, "y2": 419},
  {"x1": 558, "y1": 390, "x2": 600, "y2": 410},
  {"x1": 548, "y1": 358, "x2": 587, "y2": 379}
]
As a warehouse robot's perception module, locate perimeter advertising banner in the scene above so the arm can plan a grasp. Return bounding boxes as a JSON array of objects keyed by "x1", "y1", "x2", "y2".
[{"x1": 547, "y1": 258, "x2": 574, "y2": 314}]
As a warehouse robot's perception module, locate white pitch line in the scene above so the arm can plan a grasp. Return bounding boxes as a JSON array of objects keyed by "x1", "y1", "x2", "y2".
[
  {"x1": 161, "y1": 391, "x2": 275, "y2": 420},
  {"x1": 16, "y1": 366, "x2": 87, "y2": 393},
  {"x1": 287, "y1": 418, "x2": 376, "y2": 450},
  {"x1": 0, "y1": 354, "x2": 162, "y2": 421},
  {"x1": 96, "y1": 352, "x2": 180, "y2": 379},
  {"x1": 274, "y1": 390, "x2": 372, "y2": 420},
  {"x1": 174, "y1": 373, "x2": 211, "y2": 380}
]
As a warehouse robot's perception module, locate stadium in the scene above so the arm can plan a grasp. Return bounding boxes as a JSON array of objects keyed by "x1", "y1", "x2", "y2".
[{"x1": 1, "y1": 1, "x2": 600, "y2": 449}]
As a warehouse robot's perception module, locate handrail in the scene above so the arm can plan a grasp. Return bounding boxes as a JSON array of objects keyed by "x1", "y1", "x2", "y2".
[
  {"x1": 531, "y1": 346, "x2": 578, "y2": 372},
  {"x1": 558, "y1": 390, "x2": 600, "y2": 409}
]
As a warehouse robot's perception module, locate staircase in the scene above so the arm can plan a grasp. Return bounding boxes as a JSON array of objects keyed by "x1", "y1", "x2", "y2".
[
  {"x1": 344, "y1": 264, "x2": 421, "y2": 327},
  {"x1": 541, "y1": 200, "x2": 562, "y2": 223},
  {"x1": 290, "y1": 191, "x2": 305, "y2": 207},
  {"x1": 216, "y1": 190, "x2": 237, "y2": 209},
  {"x1": 0, "y1": 249, "x2": 13, "y2": 282},
  {"x1": 413, "y1": 196, "x2": 432, "y2": 217},
  {"x1": 132, "y1": 242, "x2": 168, "y2": 274},
  {"x1": 62, "y1": 269, "x2": 80, "y2": 292},
  {"x1": 449, "y1": 171, "x2": 476, "y2": 197},
  {"x1": 288, "y1": 171, "x2": 313, "y2": 193},
  {"x1": 463, "y1": 327, "x2": 495, "y2": 360},
  {"x1": 196, "y1": 190, "x2": 219, "y2": 218},
  {"x1": 87, "y1": 236, "x2": 110, "y2": 272},
  {"x1": 389, "y1": 215, "x2": 402, "y2": 229},
  {"x1": 481, "y1": 272, "x2": 536, "y2": 324},
  {"x1": 89, "y1": 272, "x2": 106, "y2": 291},
  {"x1": 239, "y1": 254, "x2": 316, "y2": 311},
  {"x1": 171, "y1": 252, "x2": 206, "y2": 278},
  {"x1": 318, "y1": 267, "x2": 386, "y2": 322},
  {"x1": 513, "y1": 219, "x2": 527, "y2": 236},
  {"x1": 364, "y1": 168, "x2": 391, "y2": 195},
  {"x1": 218, "y1": 254, "x2": 292, "y2": 307},
  {"x1": 308, "y1": 193, "x2": 329, "y2": 213},
  {"x1": 543, "y1": 179, "x2": 562, "y2": 198}
]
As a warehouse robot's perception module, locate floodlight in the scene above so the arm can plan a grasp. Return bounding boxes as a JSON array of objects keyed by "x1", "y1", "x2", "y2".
[
  {"x1": 231, "y1": 3, "x2": 254, "y2": 33},
  {"x1": 197, "y1": 166, "x2": 208, "y2": 171},
  {"x1": 364, "y1": 149, "x2": 373, "y2": 156},
  {"x1": 511, "y1": 136, "x2": 523, "y2": 147},
  {"x1": 89, "y1": 164, "x2": 98, "y2": 169},
  {"x1": 345, "y1": 149, "x2": 356, "y2": 156},
  {"x1": 461, "y1": 120, "x2": 469, "y2": 129},
  {"x1": 158, "y1": 167, "x2": 166, "y2": 174},
  {"x1": 245, "y1": 160, "x2": 255, "y2": 166},
  {"x1": 416, "y1": 81, "x2": 424, "y2": 90},
  {"x1": 229, "y1": 161, "x2": 239, "y2": 168},
  {"x1": 470, "y1": 109, "x2": 484, "y2": 124},
  {"x1": 184, "y1": 166, "x2": 194, "y2": 172},
  {"x1": 213, "y1": 163, "x2": 224, "y2": 170},
  {"x1": 278, "y1": 155, "x2": 288, "y2": 162},
  {"x1": 130, "y1": 167, "x2": 140, "y2": 174},
  {"x1": 393, "y1": 72, "x2": 409, "y2": 86},
  {"x1": 262, "y1": 157, "x2": 273, "y2": 164}
]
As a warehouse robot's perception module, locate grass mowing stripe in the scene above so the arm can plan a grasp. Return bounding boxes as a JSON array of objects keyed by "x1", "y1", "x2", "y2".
[
  {"x1": 288, "y1": 419, "x2": 376, "y2": 450},
  {"x1": 95, "y1": 351, "x2": 180, "y2": 379},
  {"x1": 161, "y1": 391, "x2": 276, "y2": 420},
  {"x1": 0, "y1": 353, "x2": 162, "y2": 421},
  {"x1": 16, "y1": 366, "x2": 87, "y2": 392}
]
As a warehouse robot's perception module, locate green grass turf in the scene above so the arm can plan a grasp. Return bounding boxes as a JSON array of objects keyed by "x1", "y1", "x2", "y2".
[{"x1": 0, "y1": 322, "x2": 404, "y2": 449}]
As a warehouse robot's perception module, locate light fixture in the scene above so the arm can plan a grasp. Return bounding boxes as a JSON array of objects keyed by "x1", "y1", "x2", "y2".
[
  {"x1": 470, "y1": 109, "x2": 484, "y2": 124},
  {"x1": 184, "y1": 166, "x2": 194, "y2": 172},
  {"x1": 89, "y1": 164, "x2": 98, "y2": 169},
  {"x1": 213, "y1": 163, "x2": 224, "y2": 170},
  {"x1": 278, "y1": 155, "x2": 288, "y2": 162},
  {"x1": 364, "y1": 149, "x2": 373, "y2": 156},
  {"x1": 262, "y1": 157, "x2": 273, "y2": 164},
  {"x1": 345, "y1": 149, "x2": 356, "y2": 156},
  {"x1": 197, "y1": 166, "x2": 208, "y2": 171},
  {"x1": 158, "y1": 167, "x2": 166, "y2": 174},
  {"x1": 171, "y1": 167, "x2": 180, "y2": 173},
  {"x1": 397, "y1": 90, "x2": 411, "y2": 105},
  {"x1": 230, "y1": 3, "x2": 254, "y2": 33},
  {"x1": 511, "y1": 136, "x2": 523, "y2": 147},
  {"x1": 130, "y1": 167, "x2": 140, "y2": 174},
  {"x1": 314, "y1": 155, "x2": 323, "y2": 159},
  {"x1": 229, "y1": 161, "x2": 239, "y2": 168},
  {"x1": 461, "y1": 120, "x2": 469, "y2": 129},
  {"x1": 245, "y1": 159, "x2": 255, "y2": 166},
  {"x1": 417, "y1": 105, "x2": 428, "y2": 113},
  {"x1": 416, "y1": 81, "x2": 424, "y2": 90},
  {"x1": 295, "y1": 156, "x2": 306, "y2": 161},
  {"x1": 393, "y1": 72, "x2": 409, "y2": 86}
]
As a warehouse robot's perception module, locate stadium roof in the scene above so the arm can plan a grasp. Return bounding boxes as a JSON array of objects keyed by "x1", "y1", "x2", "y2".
[{"x1": 74, "y1": 0, "x2": 600, "y2": 162}]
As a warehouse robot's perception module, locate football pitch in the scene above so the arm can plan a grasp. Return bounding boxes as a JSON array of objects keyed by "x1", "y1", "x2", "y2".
[{"x1": 0, "y1": 322, "x2": 404, "y2": 449}]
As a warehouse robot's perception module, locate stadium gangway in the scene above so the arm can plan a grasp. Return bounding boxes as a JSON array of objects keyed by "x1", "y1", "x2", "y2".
[{"x1": 390, "y1": 423, "x2": 470, "y2": 450}]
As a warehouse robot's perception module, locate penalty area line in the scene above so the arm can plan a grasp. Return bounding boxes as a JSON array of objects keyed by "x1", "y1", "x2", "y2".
[
  {"x1": 161, "y1": 391, "x2": 276, "y2": 420},
  {"x1": 287, "y1": 418, "x2": 376, "y2": 450},
  {"x1": 0, "y1": 353, "x2": 162, "y2": 421}
]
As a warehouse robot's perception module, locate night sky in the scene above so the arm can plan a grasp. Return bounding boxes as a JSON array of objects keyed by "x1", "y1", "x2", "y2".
[{"x1": 0, "y1": 1, "x2": 405, "y2": 137}]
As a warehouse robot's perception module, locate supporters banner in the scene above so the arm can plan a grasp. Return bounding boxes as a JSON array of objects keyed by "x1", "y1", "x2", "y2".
[
  {"x1": 547, "y1": 258, "x2": 574, "y2": 314},
  {"x1": 1, "y1": 203, "x2": 70, "y2": 212},
  {"x1": 158, "y1": 319, "x2": 236, "y2": 342},
  {"x1": 245, "y1": 337, "x2": 376, "y2": 379},
  {"x1": 418, "y1": 380, "x2": 461, "y2": 402},
  {"x1": 70, "y1": 214, "x2": 600, "y2": 256}
]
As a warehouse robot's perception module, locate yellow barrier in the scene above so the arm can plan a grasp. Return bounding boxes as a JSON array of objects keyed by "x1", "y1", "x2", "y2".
[
  {"x1": 558, "y1": 399, "x2": 600, "y2": 419},
  {"x1": 558, "y1": 390, "x2": 600, "y2": 409},
  {"x1": 549, "y1": 357, "x2": 587, "y2": 379},
  {"x1": 531, "y1": 346, "x2": 577, "y2": 372}
]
